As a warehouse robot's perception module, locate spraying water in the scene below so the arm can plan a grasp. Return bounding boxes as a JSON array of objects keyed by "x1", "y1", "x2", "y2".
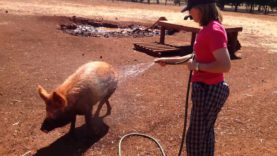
[{"x1": 118, "y1": 62, "x2": 155, "y2": 83}]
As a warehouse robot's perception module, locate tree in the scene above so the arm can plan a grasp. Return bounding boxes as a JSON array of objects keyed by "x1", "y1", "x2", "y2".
[{"x1": 269, "y1": 0, "x2": 277, "y2": 11}]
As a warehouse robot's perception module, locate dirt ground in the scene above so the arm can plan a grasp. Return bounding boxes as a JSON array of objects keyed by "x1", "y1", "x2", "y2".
[{"x1": 0, "y1": 0, "x2": 276, "y2": 156}]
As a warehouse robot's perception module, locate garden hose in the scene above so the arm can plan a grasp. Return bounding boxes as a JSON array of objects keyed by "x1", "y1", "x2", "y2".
[
  {"x1": 118, "y1": 132, "x2": 166, "y2": 156},
  {"x1": 178, "y1": 70, "x2": 192, "y2": 156},
  {"x1": 161, "y1": 55, "x2": 193, "y2": 65}
]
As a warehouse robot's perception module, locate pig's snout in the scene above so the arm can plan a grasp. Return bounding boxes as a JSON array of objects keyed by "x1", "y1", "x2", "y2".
[
  {"x1": 40, "y1": 118, "x2": 57, "y2": 133},
  {"x1": 41, "y1": 128, "x2": 49, "y2": 133},
  {"x1": 40, "y1": 114, "x2": 73, "y2": 133}
]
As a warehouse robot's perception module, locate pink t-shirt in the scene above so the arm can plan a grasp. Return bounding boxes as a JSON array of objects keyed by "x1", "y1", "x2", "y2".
[{"x1": 192, "y1": 20, "x2": 227, "y2": 84}]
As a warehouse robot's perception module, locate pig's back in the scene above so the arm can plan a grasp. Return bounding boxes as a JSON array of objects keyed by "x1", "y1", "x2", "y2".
[
  {"x1": 80, "y1": 61, "x2": 118, "y2": 96},
  {"x1": 63, "y1": 61, "x2": 118, "y2": 100}
]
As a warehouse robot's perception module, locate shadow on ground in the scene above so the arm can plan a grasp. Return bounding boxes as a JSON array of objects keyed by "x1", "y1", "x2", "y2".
[{"x1": 34, "y1": 117, "x2": 109, "y2": 156}]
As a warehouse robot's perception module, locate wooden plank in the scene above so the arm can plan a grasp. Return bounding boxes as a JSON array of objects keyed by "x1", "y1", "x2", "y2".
[
  {"x1": 134, "y1": 43, "x2": 180, "y2": 51},
  {"x1": 134, "y1": 42, "x2": 177, "y2": 48},
  {"x1": 158, "y1": 20, "x2": 200, "y2": 33},
  {"x1": 157, "y1": 20, "x2": 243, "y2": 33},
  {"x1": 134, "y1": 43, "x2": 179, "y2": 50},
  {"x1": 225, "y1": 27, "x2": 243, "y2": 32},
  {"x1": 134, "y1": 45, "x2": 162, "y2": 56},
  {"x1": 160, "y1": 26, "x2": 165, "y2": 44},
  {"x1": 155, "y1": 19, "x2": 243, "y2": 59},
  {"x1": 152, "y1": 49, "x2": 180, "y2": 53},
  {"x1": 134, "y1": 46, "x2": 178, "y2": 53},
  {"x1": 134, "y1": 42, "x2": 182, "y2": 54}
]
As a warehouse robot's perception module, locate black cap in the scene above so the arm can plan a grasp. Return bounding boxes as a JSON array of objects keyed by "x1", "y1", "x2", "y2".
[{"x1": 181, "y1": 0, "x2": 216, "y2": 12}]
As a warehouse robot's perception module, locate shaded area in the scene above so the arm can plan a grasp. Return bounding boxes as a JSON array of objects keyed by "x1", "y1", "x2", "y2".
[{"x1": 34, "y1": 117, "x2": 109, "y2": 156}]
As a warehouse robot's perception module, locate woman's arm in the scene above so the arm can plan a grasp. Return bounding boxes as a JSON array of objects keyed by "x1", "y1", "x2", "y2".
[{"x1": 187, "y1": 48, "x2": 231, "y2": 73}]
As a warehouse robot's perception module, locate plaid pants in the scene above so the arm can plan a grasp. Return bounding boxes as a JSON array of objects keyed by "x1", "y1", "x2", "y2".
[{"x1": 186, "y1": 82, "x2": 229, "y2": 156}]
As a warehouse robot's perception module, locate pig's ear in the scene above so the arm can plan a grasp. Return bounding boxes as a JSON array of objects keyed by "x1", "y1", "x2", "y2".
[
  {"x1": 52, "y1": 91, "x2": 66, "y2": 107},
  {"x1": 38, "y1": 85, "x2": 50, "y2": 102}
]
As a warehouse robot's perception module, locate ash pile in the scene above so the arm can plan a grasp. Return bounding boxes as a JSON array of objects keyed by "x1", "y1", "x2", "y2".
[{"x1": 59, "y1": 17, "x2": 176, "y2": 38}]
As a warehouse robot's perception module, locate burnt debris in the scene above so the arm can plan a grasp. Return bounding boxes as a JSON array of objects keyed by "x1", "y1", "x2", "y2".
[{"x1": 60, "y1": 17, "x2": 177, "y2": 38}]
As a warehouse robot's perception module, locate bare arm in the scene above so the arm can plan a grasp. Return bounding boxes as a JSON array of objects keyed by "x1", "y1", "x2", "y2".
[{"x1": 187, "y1": 48, "x2": 231, "y2": 73}]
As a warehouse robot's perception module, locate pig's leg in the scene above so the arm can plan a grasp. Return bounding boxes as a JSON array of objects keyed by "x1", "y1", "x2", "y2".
[
  {"x1": 95, "y1": 100, "x2": 105, "y2": 117},
  {"x1": 95, "y1": 99, "x2": 111, "y2": 118},
  {"x1": 95, "y1": 89, "x2": 115, "y2": 117},
  {"x1": 69, "y1": 115, "x2": 76, "y2": 136},
  {"x1": 104, "y1": 100, "x2": 111, "y2": 117},
  {"x1": 103, "y1": 89, "x2": 116, "y2": 117}
]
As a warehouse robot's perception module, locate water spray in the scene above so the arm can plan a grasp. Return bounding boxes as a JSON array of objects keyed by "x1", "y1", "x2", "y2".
[
  {"x1": 117, "y1": 62, "x2": 155, "y2": 84},
  {"x1": 118, "y1": 56, "x2": 193, "y2": 156}
]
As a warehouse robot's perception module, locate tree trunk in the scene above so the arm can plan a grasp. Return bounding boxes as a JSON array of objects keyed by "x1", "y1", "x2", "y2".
[
  {"x1": 235, "y1": 5, "x2": 238, "y2": 12},
  {"x1": 250, "y1": 3, "x2": 255, "y2": 13},
  {"x1": 264, "y1": 6, "x2": 269, "y2": 14},
  {"x1": 174, "y1": 0, "x2": 181, "y2": 5}
]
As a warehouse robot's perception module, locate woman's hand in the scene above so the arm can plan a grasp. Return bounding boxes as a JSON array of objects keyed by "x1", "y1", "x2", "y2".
[{"x1": 186, "y1": 59, "x2": 198, "y2": 71}]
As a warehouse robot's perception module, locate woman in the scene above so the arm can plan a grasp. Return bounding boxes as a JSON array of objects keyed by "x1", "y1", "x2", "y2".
[{"x1": 155, "y1": 0, "x2": 231, "y2": 155}]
